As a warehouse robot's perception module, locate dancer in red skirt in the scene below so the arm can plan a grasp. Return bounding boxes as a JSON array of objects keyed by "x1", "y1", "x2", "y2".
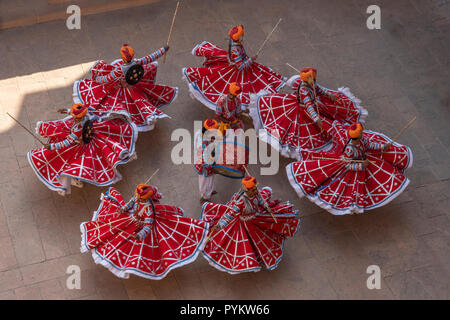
[
  {"x1": 201, "y1": 176, "x2": 300, "y2": 274},
  {"x1": 73, "y1": 44, "x2": 178, "y2": 131},
  {"x1": 249, "y1": 67, "x2": 368, "y2": 159},
  {"x1": 81, "y1": 184, "x2": 209, "y2": 280},
  {"x1": 27, "y1": 103, "x2": 137, "y2": 196},
  {"x1": 286, "y1": 121, "x2": 413, "y2": 215},
  {"x1": 182, "y1": 25, "x2": 286, "y2": 111}
]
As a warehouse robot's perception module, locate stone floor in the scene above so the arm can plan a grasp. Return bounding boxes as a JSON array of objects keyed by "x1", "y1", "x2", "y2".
[{"x1": 0, "y1": 0, "x2": 449, "y2": 300}]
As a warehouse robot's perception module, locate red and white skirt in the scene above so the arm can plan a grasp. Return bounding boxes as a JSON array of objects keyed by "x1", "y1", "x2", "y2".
[
  {"x1": 286, "y1": 75, "x2": 368, "y2": 125},
  {"x1": 249, "y1": 77, "x2": 368, "y2": 159},
  {"x1": 73, "y1": 60, "x2": 178, "y2": 131},
  {"x1": 286, "y1": 131, "x2": 413, "y2": 215},
  {"x1": 201, "y1": 187, "x2": 300, "y2": 274},
  {"x1": 249, "y1": 93, "x2": 334, "y2": 159},
  {"x1": 80, "y1": 187, "x2": 209, "y2": 280},
  {"x1": 182, "y1": 41, "x2": 286, "y2": 110},
  {"x1": 27, "y1": 116, "x2": 137, "y2": 192}
]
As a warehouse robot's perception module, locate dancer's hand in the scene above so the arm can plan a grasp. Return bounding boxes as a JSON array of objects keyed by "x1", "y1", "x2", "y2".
[
  {"x1": 164, "y1": 45, "x2": 170, "y2": 52},
  {"x1": 362, "y1": 159, "x2": 370, "y2": 169},
  {"x1": 219, "y1": 116, "x2": 230, "y2": 124},
  {"x1": 119, "y1": 79, "x2": 129, "y2": 88},
  {"x1": 56, "y1": 108, "x2": 68, "y2": 114},
  {"x1": 230, "y1": 122, "x2": 239, "y2": 129},
  {"x1": 317, "y1": 118, "x2": 323, "y2": 132},
  {"x1": 329, "y1": 94, "x2": 337, "y2": 102},
  {"x1": 44, "y1": 144, "x2": 50, "y2": 150},
  {"x1": 252, "y1": 54, "x2": 258, "y2": 60},
  {"x1": 210, "y1": 224, "x2": 220, "y2": 234},
  {"x1": 383, "y1": 143, "x2": 392, "y2": 152}
]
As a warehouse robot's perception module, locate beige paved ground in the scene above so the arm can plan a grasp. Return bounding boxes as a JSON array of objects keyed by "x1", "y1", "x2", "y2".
[{"x1": 0, "y1": 0, "x2": 449, "y2": 300}]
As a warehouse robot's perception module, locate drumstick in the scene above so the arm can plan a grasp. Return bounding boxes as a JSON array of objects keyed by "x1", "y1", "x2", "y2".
[
  {"x1": 6, "y1": 112, "x2": 46, "y2": 146},
  {"x1": 163, "y1": 1, "x2": 180, "y2": 63},
  {"x1": 381, "y1": 116, "x2": 417, "y2": 154},
  {"x1": 310, "y1": 83, "x2": 325, "y2": 132},
  {"x1": 286, "y1": 62, "x2": 300, "y2": 73},
  {"x1": 312, "y1": 156, "x2": 375, "y2": 165},
  {"x1": 393, "y1": 116, "x2": 417, "y2": 141},
  {"x1": 255, "y1": 18, "x2": 282, "y2": 57},
  {"x1": 243, "y1": 166, "x2": 277, "y2": 223},
  {"x1": 205, "y1": 226, "x2": 217, "y2": 243}
]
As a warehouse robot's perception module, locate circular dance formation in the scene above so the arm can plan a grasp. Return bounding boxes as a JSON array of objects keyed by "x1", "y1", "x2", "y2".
[{"x1": 23, "y1": 24, "x2": 412, "y2": 279}]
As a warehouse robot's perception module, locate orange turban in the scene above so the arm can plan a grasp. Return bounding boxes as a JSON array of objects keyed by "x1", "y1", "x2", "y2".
[
  {"x1": 242, "y1": 176, "x2": 257, "y2": 190},
  {"x1": 203, "y1": 119, "x2": 219, "y2": 130},
  {"x1": 348, "y1": 123, "x2": 364, "y2": 139},
  {"x1": 300, "y1": 67, "x2": 317, "y2": 82},
  {"x1": 70, "y1": 103, "x2": 88, "y2": 119},
  {"x1": 229, "y1": 25, "x2": 244, "y2": 41},
  {"x1": 229, "y1": 82, "x2": 242, "y2": 96},
  {"x1": 135, "y1": 184, "x2": 156, "y2": 200},
  {"x1": 120, "y1": 44, "x2": 135, "y2": 62}
]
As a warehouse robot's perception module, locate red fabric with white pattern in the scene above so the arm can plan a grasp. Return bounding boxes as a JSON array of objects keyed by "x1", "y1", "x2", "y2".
[
  {"x1": 81, "y1": 187, "x2": 209, "y2": 280},
  {"x1": 201, "y1": 187, "x2": 300, "y2": 273},
  {"x1": 28, "y1": 117, "x2": 136, "y2": 191},
  {"x1": 75, "y1": 60, "x2": 176, "y2": 131},
  {"x1": 183, "y1": 41, "x2": 286, "y2": 108},
  {"x1": 254, "y1": 93, "x2": 334, "y2": 152},
  {"x1": 286, "y1": 125, "x2": 413, "y2": 215}
]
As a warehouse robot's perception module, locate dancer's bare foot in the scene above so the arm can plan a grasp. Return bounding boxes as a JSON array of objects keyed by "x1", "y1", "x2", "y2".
[{"x1": 71, "y1": 179, "x2": 84, "y2": 188}]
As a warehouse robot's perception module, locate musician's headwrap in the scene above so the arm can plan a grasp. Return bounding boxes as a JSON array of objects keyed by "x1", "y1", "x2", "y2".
[
  {"x1": 120, "y1": 44, "x2": 135, "y2": 62},
  {"x1": 229, "y1": 82, "x2": 242, "y2": 96},
  {"x1": 229, "y1": 25, "x2": 244, "y2": 41},
  {"x1": 300, "y1": 67, "x2": 317, "y2": 82},
  {"x1": 203, "y1": 119, "x2": 219, "y2": 130},
  {"x1": 242, "y1": 176, "x2": 257, "y2": 190},
  {"x1": 135, "y1": 184, "x2": 161, "y2": 201},
  {"x1": 70, "y1": 103, "x2": 88, "y2": 119},
  {"x1": 348, "y1": 122, "x2": 364, "y2": 139}
]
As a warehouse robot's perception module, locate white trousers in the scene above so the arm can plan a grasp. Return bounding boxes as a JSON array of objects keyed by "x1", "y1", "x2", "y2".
[
  {"x1": 198, "y1": 174, "x2": 215, "y2": 199},
  {"x1": 60, "y1": 176, "x2": 72, "y2": 194}
]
